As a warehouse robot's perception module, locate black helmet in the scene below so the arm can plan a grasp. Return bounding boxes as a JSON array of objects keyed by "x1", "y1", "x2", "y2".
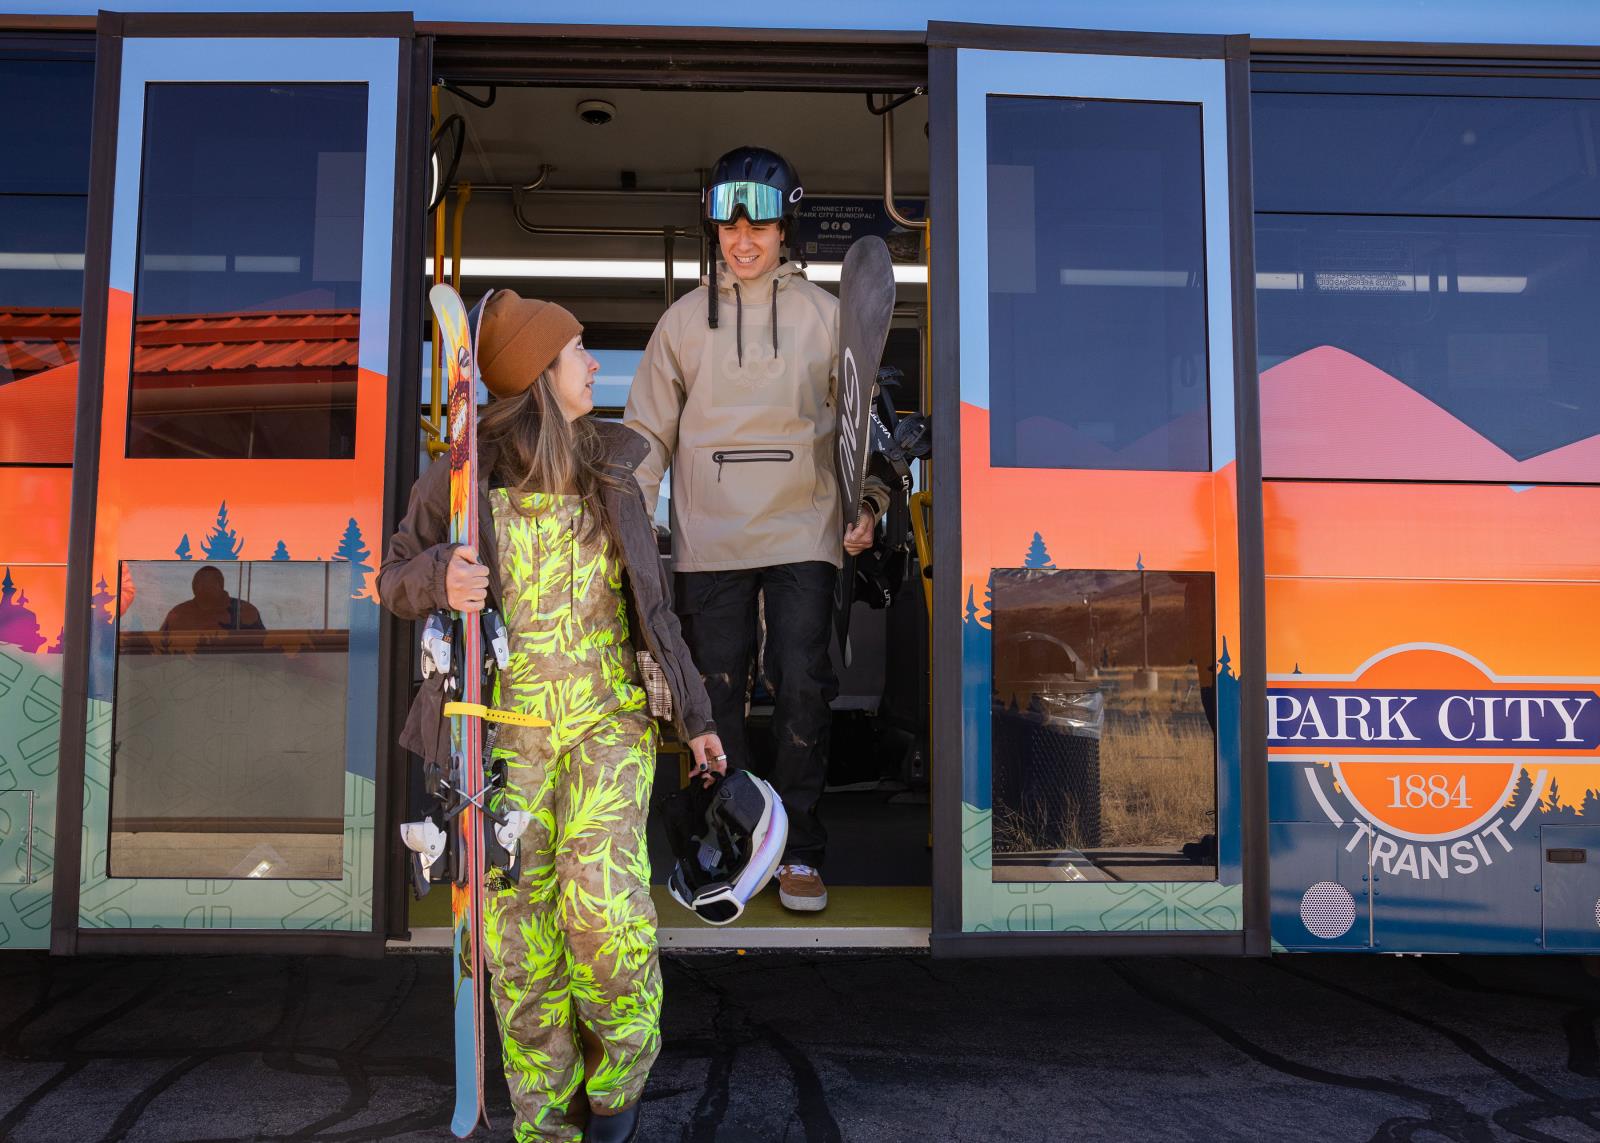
[
  {"x1": 704, "y1": 146, "x2": 804, "y2": 226},
  {"x1": 661, "y1": 770, "x2": 788, "y2": 925}
]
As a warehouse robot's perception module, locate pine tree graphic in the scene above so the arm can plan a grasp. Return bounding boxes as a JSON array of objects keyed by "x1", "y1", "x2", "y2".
[
  {"x1": 332, "y1": 518, "x2": 373, "y2": 598},
  {"x1": 201, "y1": 502, "x2": 243, "y2": 561},
  {"x1": 272, "y1": 540, "x2": 290, "y2": 561},
  {"x1": 1511, "y1": 768, "x2": 1536, "y2": 812},
  {"x1": 0, "y1": 568, "x2": 46, "y2": 653},
  {"x1": 175, "y1": 533, "x2": 193, "y2": 561},
  {"x1": 1023, "y1": 531, "x2": 1055, "y2": 570}
]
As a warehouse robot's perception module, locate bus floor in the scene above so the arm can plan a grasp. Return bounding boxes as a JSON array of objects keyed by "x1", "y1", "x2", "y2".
[{"x1": 404, "y1": 744, "x2": 933, "y2": 947}]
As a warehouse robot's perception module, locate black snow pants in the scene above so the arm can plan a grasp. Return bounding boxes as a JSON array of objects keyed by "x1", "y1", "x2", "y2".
[{"x1": 675, "y1": 561, "x2": 837, "y2": 867}]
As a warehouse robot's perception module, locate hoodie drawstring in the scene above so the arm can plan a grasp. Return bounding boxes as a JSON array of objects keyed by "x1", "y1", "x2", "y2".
[{"x1": 716, "y1": 266, "x2": 783, "y2": 366}]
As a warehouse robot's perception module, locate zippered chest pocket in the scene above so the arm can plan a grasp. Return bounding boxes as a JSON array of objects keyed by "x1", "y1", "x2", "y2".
[{"x1": 711, "y1": 447, "x2": 794, "y2": 482}]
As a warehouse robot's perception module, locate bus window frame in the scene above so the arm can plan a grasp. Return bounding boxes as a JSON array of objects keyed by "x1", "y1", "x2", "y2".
[
  {"x1": 926, "y1": 22, "x2": 1268, "y2": 958},
  {"x1": 51, "y1": 10, "x2": 425, "y2": 959}
]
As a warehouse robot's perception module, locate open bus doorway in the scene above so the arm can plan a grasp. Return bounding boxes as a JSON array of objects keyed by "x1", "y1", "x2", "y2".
[{"x1": 404, "y1": 70, "x2": 934, "y2": 948}]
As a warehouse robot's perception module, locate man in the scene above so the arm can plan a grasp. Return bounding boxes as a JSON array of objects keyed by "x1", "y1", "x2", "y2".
[{"x1": 625, "y1": 145, "x2": 888, "y2": 912}]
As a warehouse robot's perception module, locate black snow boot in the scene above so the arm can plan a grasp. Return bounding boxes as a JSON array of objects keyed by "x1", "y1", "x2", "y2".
[{"x1": 587, "y1": 1105, "x2": 641, "y2": 1143}]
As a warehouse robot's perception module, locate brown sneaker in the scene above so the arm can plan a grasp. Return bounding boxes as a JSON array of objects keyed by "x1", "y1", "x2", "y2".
[{"x1": 776, "y1": 864, "x2": 827, "y2": 912}]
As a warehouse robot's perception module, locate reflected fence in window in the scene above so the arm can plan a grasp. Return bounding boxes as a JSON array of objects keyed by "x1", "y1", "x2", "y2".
[{"x1": 989, "y1": 568, "x2": 1218, "y2": 885}]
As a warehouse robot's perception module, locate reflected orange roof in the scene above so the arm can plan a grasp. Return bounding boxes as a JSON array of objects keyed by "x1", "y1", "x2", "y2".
[
  {"x1": 1, "y1": 307, "x2": 360, "y2": 381},
  {"x1": 132, "y1": 310, "x2": 359, "y2": 380},
  {"x1": 0, "y1": 307, "x2": 80, "y2": 379}
]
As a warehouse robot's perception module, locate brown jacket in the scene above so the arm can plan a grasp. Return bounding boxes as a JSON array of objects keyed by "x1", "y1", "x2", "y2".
[{"x1": 377, "y1": 419, "x2": 716, "y2": 765}]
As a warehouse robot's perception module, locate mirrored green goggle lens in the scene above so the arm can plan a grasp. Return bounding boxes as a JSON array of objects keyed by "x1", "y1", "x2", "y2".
[{"x1": 706, "y1": 181, "x2": 785, "y2": 223}]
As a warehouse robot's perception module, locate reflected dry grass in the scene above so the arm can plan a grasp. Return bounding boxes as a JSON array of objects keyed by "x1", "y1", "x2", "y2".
[
  {"x1": 991, "y1": 667, "x2": 1215, "y2": 853},
  {"x1": 1100, "y1": 678, "x2": 1214, "y2": 848}
]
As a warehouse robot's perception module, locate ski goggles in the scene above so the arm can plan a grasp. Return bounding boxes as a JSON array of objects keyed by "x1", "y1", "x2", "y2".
[{"x1": 705, "y1": 179, "x2": 792, "y2": 224}]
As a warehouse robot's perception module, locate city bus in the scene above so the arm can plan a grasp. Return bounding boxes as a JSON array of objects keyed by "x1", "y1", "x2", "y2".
[{"x1": 5, "y1": 1, "x2": 1600, "y2": 959}]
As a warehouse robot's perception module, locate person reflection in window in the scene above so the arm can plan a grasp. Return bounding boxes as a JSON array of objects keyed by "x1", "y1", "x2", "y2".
[{"x1": 159, "y1": 565, "x2": 264, "y2": 653}]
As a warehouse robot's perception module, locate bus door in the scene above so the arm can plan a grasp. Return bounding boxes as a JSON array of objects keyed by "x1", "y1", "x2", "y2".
[
  {"x1": 927, "y1": 26, "x2": 1267, "y2": 953},
  {"x1": 52, "y1": 14, "x2": 423, "y2": 954}
]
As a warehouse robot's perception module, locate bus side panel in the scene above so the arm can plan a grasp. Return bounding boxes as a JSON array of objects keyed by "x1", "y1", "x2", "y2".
[
  {"x1": 0, "y1": 466, "x2": 73, "y2": 949},
  {"x1": 1265, "y1": 482, "x2": 1600, "y2": 953}
]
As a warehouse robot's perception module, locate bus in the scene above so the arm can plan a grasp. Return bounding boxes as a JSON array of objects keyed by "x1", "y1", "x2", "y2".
[{"x1": 5, "y1": 2, "x2": 1600, "y2": 958}]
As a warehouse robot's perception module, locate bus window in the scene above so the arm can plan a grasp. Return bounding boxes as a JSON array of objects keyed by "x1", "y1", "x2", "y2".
[
  {"x1": 1254, "y1": 77, "x2": 1600, "y2": 481},
  {"x1": 126, "y1": 83, "x2": 368, "y2": 461},
  {"x1": 0, "y1": 54, "x2": 92, "y2": 465},
  {"x1": 107, "y1": 560, "x2": 352, "y2": 881},
  {"x1": 986, "y1": 94, "x2": 1210, "y2": 473},
  {"x1": 989, "y1": 567, "x2": 1217, "y2": 883}
]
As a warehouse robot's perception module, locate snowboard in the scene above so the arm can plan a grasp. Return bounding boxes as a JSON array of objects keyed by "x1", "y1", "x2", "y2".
[
  {"x1": 425, "y1": 284, "x2": 547, "y2": 1138},
  {"x1": 832, "y1": 235, "x2": 897, "y2": 661}
]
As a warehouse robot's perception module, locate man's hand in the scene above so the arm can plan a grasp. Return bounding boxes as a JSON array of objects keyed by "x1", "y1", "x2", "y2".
[
  {"x1": 843, "y1": 504, "x2": 878, "y2": 556},
  {"x1": 446, "y1": 545, "x2": 489, "y2": 613}
]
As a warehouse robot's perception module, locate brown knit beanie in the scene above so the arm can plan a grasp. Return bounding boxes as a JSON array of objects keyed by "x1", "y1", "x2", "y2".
[{"x1": 476, "y1": 290, "x2": 583, "y2": 399}]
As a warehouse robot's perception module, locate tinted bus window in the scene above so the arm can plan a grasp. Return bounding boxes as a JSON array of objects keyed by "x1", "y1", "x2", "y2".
[
  {"x1": 989, "y1": 567, "x2": 1217, "y2": 883},
  {"x1": 1257, "y1": 215, "x2": 1600, "y2": 465},
  {"x1": 1253, "y1": 77, "x2": 1600, "y2": 481},
  {"x1": 0, "y1": 55, "x2": 92, "y2": 465},
  {"x1": 987, "y1": 95, "x2": 1210, "y2": 472},
  {"x1": 0, "y1": 58, "x2": 93, "y2": 194},
  {"x1": 108, "y1": 560, "x2": 351, "y2": 880},
  {"x1": 1255, "y1": 93, "x2": 1600, "y2": 219},
  {"x1": 127, "y1": 83, "x2": 367, "y2": 460}
]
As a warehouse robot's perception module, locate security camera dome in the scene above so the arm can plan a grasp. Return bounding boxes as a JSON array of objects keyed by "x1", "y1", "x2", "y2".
[{"x1": 576, "y1": 99, "x2": 616, "y2": 126}]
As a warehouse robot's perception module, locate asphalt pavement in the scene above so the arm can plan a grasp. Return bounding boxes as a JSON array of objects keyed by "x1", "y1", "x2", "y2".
[{"x1": 3, "y1": 948, "x2": 1600, "y2": 1142}]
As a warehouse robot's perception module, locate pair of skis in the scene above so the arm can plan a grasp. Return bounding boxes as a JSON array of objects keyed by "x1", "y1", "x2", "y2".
[{"x1": 400, "y1": 284, "x2": 548, "y2": 1139}]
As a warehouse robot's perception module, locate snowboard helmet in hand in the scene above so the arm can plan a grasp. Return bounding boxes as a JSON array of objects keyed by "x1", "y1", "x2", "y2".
[{"x1": 661, "y1": 770, "x2": 788, "y2": 925}]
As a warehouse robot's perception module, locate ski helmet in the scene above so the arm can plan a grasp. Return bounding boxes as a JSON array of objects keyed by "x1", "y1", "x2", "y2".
[
  {"x1": 661, "y1": 770, "x2": 788, "y2": 925},
  {"x1": 704, "y1": 145, "x2": 804, "y2": 227}
]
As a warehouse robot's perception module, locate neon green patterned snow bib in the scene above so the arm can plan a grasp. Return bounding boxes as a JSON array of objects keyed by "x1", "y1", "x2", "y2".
[{"x1": 482, "y1": 489, "x2": 660, "y2": 1142}]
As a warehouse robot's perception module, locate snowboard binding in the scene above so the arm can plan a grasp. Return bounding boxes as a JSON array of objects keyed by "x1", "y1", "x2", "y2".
[{"x1": 401, "y1": 606, "x2": 543, "y2": 896}]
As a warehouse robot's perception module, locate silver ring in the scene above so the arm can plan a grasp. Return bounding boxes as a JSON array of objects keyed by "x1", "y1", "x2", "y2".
[{"x1": 713, "y1": 753, "x2": 727, "y2": 762}]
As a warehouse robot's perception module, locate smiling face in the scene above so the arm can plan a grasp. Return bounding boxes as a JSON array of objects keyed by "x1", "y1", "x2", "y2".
[
  {"x1": 547, "y1": 335, "x2": 598, "y2": 422},
  {"x1": 717, "y1": 217, "x2": 783, "y2": 282}
]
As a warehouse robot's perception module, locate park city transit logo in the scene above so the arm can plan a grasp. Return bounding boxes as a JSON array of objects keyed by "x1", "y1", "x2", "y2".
[{"x1": 1268, "y1": 644, "x2": 1600, "y2": 880}]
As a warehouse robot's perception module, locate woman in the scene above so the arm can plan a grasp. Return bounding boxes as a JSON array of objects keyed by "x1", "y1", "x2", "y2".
[{"x1": 378, "y1": 291, "x2": 724, "y2": 1143}]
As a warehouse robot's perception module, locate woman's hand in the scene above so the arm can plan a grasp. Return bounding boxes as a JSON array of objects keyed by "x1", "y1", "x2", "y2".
[
  {"x1": 446, "y1": 545, "x2": 489, "y2": 613},
  {"x1": 842, "y1": 504, "x2": 878, "y2": 556},
  {"x1": 688, "y1": 733, "x2": 728, "y2": 787}
]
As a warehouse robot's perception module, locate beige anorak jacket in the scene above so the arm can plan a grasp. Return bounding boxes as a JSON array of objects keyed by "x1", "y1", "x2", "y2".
[{"x1": 624, "y1": 261, "x2": 888, "y2": 573}]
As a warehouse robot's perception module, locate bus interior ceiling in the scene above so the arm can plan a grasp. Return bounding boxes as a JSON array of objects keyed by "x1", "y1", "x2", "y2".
[{"x1": 425, "y1": 81, "x2": 934, "y2": 918}]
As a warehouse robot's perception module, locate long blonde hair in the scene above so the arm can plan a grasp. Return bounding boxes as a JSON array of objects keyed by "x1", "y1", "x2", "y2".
[{"x1": 476, "y1": 369, "x2": 622, "y2": 547}]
